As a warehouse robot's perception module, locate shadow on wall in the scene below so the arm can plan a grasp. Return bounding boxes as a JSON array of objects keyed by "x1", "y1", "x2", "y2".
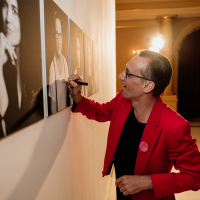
[
  {"x1": 6, "y1": 106, "x2": 71, "y2": 200},
  {"x1": 12, "y1": 89, "x2": 44, "y2": 131}
]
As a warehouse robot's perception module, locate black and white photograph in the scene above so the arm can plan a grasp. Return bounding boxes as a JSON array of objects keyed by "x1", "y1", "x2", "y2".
[
  {"x1": 0, "y1": 0, "x2": 44, "y2": 139},
  {"x1": 44, "y1": 0, "x2": 70, "y2": 116},
  {"x1": 84, "y1": 33, "x2": 94, "y2": 97},
  {"x1": 93, "y1": 43, "x2": 99, "y2": 94},
  {"x1": 70, "y1": 19, "x2": 84, "y2": 81}
]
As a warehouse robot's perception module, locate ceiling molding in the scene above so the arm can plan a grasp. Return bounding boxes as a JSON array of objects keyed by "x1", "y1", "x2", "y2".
[
  {"x1": 116, "y1": 20, "x2": 158, "y2": 28},
  {"x1": 116, "y1": 6, "x2": 200, "y2": 21},
  {"x1": 116, "y1": 0, "x2": 189, "y2": 3},
  {"x1": 116, "y1": 1, "x2": 200, "y2": 11}
]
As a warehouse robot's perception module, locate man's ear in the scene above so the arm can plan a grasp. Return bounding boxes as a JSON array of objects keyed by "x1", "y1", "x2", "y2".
[{"x1": 143, "y1": 81, "x2": 155, "y2": 94}]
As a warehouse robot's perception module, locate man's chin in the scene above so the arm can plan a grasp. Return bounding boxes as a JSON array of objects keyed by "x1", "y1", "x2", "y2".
[{"x1": 122, "y1": 91, "x2": 129, "y2": 99}]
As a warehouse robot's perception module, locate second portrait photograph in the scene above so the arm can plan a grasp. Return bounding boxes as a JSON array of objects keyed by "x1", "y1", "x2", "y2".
[{"x1": 44, "y1": 0, "x2": 70, "y2": 116}]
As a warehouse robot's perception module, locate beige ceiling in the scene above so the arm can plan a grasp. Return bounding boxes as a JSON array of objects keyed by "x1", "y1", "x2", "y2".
[{"x1": 116, "y1": 0, "x2": 200, "y2": 27}]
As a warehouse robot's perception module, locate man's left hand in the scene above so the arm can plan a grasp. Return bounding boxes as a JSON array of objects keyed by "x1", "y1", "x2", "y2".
[{"x1": 115, "y1": 175, "x2": 153, "y2": 196}]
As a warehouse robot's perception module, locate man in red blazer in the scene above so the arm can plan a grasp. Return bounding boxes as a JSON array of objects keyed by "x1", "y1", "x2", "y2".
[{"x1": 67, "y1": 50, "x2": 200, "y2": 200}]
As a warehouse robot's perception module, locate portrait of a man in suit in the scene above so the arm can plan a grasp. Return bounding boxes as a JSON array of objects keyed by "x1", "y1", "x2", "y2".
[{"x1": 44, "y1": 0, "x2": 70, "y2": 116}]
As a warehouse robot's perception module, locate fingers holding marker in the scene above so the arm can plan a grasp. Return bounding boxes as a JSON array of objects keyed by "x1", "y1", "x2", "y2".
[
  {"x1": 66, "y1": 75, "x2": 81, "y2": 88},
  {"x1": 70, "y1": 80, "x2": 78, "y2": 87},
  {"x1": 68, "y1": 74, "x2": 82, "y2": 82},
  {"x1": 67, "y1": 74, "x2": 83, "y2": 98},
  {"x1": 67, "y1": 74, "x2": 83, "y2": 89},
  {"x1": 70, "y1": 80, "x2": 82, "y2": 92}
]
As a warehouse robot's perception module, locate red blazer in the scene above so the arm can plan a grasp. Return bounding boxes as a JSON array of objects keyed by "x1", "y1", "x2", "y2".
[{"x1": 72, "y1": 90, "x2": 200, "y2": 200}]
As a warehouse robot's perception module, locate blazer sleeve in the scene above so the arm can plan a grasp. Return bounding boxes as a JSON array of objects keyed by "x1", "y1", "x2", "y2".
[
  {"x1": 71, "y1": 93, "x2": 120, "y2": 122},
  {"x1": 151, "y1": 120, "x2": 200, "y2": 199}
]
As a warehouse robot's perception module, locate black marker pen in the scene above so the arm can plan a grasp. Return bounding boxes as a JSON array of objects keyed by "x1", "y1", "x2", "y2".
[{"x1": 65, "y1": 80, "x2": 88, "y2": 86}]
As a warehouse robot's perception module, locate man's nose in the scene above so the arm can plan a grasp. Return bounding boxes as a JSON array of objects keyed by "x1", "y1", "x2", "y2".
[{"x1": 118, "y1": 71, "x2": 125, "y2": 80}]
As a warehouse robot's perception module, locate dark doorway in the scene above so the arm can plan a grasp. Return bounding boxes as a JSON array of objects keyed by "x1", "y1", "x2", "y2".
[{"x1": 178, "y1": 28, "x2": 200, "y2": 119}]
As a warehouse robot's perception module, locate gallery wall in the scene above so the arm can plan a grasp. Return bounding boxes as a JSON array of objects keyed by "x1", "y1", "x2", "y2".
[{"x1": 0, "y1": 0, "x2": 116, "y2": 199}]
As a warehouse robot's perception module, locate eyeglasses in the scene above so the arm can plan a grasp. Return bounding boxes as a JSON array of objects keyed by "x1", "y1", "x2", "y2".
[
  {"x1": 55, "y1": 32, "x2": 63, "y2": 41},
  {"x1": 125, "y1": 67, "x2": 152, "y2": 81}
]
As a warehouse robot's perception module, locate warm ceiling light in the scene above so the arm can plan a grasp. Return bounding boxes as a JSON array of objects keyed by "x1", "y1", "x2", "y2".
[
  {"x1": 133, "y1": 51, "x2": 135, "y2": 53},
  {"x1": 152, "y1": 37, "x2": 164, "y2": 49}
]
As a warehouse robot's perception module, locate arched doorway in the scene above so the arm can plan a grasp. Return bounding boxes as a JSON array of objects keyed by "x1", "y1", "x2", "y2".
[{"x1": 178, "y1": 29, "x2": 200, "y2": 119}]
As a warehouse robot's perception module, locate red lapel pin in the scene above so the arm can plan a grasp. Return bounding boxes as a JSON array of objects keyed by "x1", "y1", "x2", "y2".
[{"x1": 139, "y1": 141, "x2": 148, "y2": 152}]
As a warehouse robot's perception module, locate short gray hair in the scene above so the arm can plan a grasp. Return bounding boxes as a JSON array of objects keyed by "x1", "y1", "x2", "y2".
[{"x1": 138, "y1": 50, "x2": 172, "y2": 97}]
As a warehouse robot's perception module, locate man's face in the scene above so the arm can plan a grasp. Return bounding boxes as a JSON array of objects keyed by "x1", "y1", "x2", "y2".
[
  {"x1": 118, "y1": 55, "x2": 150, "y2": 100},
  {"x1": 2, "y1": 0, "x2": 21, "y2": 46},
  {"x1": 76, "y1": 37, "x2": 80, "y2": 65},
  {"x1": 55, "y1": 18, "x2": 62, "y2": 57}
]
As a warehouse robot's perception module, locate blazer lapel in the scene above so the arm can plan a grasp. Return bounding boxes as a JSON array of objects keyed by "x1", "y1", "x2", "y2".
[
  {"x1": 103, "y1": 97, "x2": 132, "y2": 175},
  {"x1": 134, "y1": 97, "x2": 163, "y2": 175}
]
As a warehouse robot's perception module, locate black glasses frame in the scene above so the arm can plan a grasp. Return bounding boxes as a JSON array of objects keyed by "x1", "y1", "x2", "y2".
[{"x1": 125, "y1": 68, "x2": 152, "y2": 81}]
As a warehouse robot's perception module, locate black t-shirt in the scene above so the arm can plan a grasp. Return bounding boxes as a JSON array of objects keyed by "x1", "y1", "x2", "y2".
[{"x1": 114, "y1": 107, "x2": 146, "y2": 200}]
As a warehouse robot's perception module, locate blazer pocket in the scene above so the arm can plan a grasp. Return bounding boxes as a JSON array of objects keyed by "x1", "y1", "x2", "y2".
[{"x1": 151, "y1": 148, "x2": 167, "y2": 157}]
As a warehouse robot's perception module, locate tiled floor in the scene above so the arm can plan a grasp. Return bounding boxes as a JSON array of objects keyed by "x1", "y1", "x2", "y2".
[{"x1": 106, "y1": 127, "x2": 200, "y2": 200}]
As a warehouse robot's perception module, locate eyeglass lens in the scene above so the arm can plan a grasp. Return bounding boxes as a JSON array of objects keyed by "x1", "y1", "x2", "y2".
[{"x1": 125, "y1": 68, "x2": 128, "y2": 78}]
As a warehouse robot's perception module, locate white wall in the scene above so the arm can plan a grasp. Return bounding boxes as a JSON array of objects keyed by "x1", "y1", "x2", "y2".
[{"x1": 0, "y1": 0, "x2": 116, "y2": 199}]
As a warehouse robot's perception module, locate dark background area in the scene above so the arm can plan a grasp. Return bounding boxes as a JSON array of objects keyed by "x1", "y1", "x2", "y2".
[{"x1": 178, "y1": 28, "x2": 200, "y2": 119}]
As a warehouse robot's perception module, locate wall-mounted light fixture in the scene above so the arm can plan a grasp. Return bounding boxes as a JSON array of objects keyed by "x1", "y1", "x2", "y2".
[
  {"x1": 133, "y1": 35, "x2": 164, "y2": 54},
  {"x1": 133, "y1": 50, "x2": 140, "y2": 55},
  {"x1": 149, "y1": 35, "x2": 164, "y2": 53}
]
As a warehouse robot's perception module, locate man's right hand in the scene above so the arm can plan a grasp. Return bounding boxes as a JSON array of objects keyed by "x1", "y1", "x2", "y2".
[{"x1": 67, "y1": 74, "x2": 83, "y2": 104}]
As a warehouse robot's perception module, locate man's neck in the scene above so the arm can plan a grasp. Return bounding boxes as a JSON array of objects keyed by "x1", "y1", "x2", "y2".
[{"x1": 132, "y1": 95, "x2": 157, "y2": 124}]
